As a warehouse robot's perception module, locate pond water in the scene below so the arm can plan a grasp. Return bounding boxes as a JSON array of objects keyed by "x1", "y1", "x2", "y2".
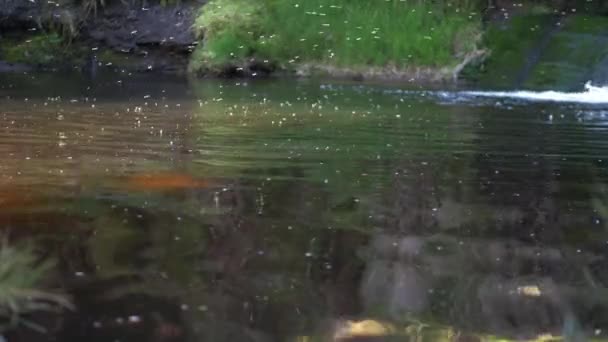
[{"x1": 2, "y1": 72, "x2": 608, "y2": 341}]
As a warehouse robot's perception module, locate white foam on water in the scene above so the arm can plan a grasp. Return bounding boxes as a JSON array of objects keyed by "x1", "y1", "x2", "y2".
[{"x1": 462, "y1": 82, "x2": 608, "y2": 104}]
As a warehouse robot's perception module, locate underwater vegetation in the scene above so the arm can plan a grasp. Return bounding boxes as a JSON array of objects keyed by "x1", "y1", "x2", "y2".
[{"x1": 0, "y1": 241, "x2": 72, "y2": 334}]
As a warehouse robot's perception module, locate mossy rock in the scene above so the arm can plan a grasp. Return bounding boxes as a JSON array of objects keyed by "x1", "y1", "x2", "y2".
[
  {"x1": 464, "y1": 15, "x2": 550, "y2": 88},
  {"x1": 466, "y1": 14, "x2": 608, "y2": 90},
  {"x1": 524, "y1": 15, "x2": 608, "y2": 89},
  {"x1": 0, "y1": 33, "x2": 87, "y2": 68}
]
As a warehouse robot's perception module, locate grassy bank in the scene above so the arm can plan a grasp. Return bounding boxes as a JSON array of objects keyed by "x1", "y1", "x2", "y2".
[{"x1": 189, "y1": 0, "x2": 485, "y2": 80}]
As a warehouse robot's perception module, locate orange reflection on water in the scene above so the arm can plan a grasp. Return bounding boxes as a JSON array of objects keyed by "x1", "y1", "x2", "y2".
[
  {"x1": 0, "y1": 186, "x2": 39, "y2": 210},
  {"x1": 124, "y1": 172, "x2": 213, "y2": 191}
]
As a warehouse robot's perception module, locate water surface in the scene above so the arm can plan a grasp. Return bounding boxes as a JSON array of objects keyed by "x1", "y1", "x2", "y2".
[{"x1": 2, "y1": 72, "x2": 608, "y2": 341}]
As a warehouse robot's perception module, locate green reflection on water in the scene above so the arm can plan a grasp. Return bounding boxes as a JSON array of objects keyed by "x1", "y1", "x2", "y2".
[{"x1": 2, "y1": 75, "x2": 608, "y2": 341}]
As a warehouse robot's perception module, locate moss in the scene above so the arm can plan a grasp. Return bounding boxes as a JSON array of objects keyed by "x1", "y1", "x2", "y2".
[
  {"x1": 465, "y1": 13, "x2": 608, "y2": 89},
  {"x1": 468, "y1": 15, "x2": 549, "y2": 87},
  {"x1": 565, "y1": 15, "x2": 608, "y2": 34},
  {"x1": 0, "y1": 33, "x2": 86, "y2": 67},
  {"x1": 524, "y1": 15, "x2": 608, "y2": 89}
]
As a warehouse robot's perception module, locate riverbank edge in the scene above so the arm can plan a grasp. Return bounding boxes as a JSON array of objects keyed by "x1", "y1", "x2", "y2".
[
  {"x1": 186, "y1": 47, "x2": 489, "y2": 83},
  {"x1": 0, "y1": 0, "x2": 490, "y2": 84},
  {"x1": 0, "y1": 48, "x2": 489, "y2": 84},
  {"x1": 290, "y1": 49, "x2": 489, "y2": 83},
  {"x1": 0, "y1": 7, "x2": 489, "y2": 83}
]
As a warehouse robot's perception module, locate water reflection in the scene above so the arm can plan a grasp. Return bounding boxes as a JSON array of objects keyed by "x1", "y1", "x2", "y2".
[{"x1": 1, "y1": 73, "x2": 608, "y2": 341}]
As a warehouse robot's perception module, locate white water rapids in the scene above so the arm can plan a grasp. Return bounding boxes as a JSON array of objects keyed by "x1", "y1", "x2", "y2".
[{"x1": 462, "y1": 82, "x2": 608, "y2": 104}]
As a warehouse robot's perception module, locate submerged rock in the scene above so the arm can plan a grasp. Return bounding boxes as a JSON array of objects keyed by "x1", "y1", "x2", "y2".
[{"x1": 0, "y1": 60, "x2": 31, "y2": 73}]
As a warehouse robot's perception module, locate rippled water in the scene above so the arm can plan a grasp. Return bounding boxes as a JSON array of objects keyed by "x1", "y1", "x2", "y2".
[{"x1": 2, "y1": 72, "x2": 608, "y2": 341}]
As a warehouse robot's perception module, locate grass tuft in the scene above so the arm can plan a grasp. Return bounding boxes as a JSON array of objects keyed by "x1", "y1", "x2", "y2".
[{"x1": 190, "y1": 0, "x2": 264, "y2": 72}]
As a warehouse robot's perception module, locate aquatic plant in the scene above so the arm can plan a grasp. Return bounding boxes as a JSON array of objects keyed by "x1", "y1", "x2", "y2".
[{"x1": 0, "y1": 241, "x2": 72, "y2": 333}]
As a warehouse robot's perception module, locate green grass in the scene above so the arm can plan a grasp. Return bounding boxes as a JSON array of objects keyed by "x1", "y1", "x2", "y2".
[
  {"x1": 189, "y1": 0, "x2": 264, "y2": 71},
  {"x1": 190, "y1": 0, "x2": 483, "y2": 74}
]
